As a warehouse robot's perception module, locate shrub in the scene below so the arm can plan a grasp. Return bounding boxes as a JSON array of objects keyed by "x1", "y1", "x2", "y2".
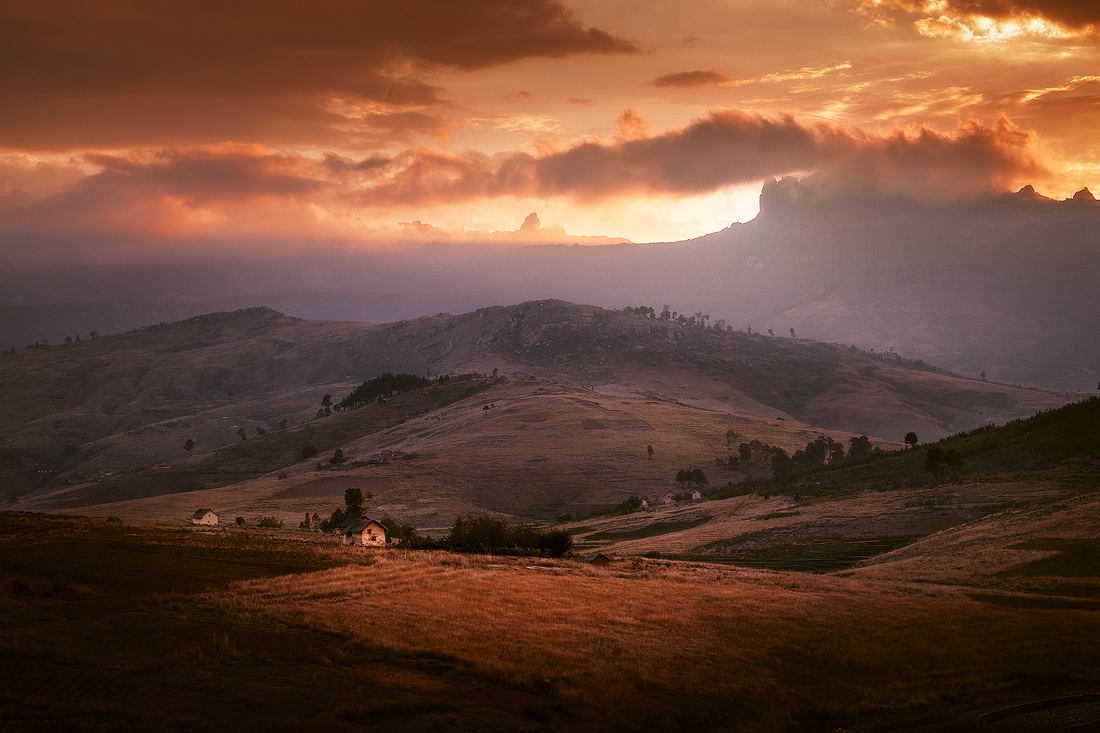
[
  {"x1": 258, "y1": 516, "x2": 283, "y2": 529},
  {"x1": 301, "y1": 443, "x2": 318, "y2": 461},
  {"x1": 235, "y1": 516, "x2": 245, "y2": 526}
]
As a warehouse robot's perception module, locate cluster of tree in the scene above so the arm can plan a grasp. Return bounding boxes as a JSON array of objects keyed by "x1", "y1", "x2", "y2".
[
  {"x1": 675, "y1": 468, "x2": 708, "y2": 485},
  {"x1": 624, "y1": 304, "x2": 735, "y2": 333},
  {"x1": 340, "y1": 373, "x2": 431, "y2": 410},
  {"x1": 724, "y1": 434, "x2": 880, "y2": 477},
  {"x1": 445, "y1": 516, "x2": 573, "y2": 557}
]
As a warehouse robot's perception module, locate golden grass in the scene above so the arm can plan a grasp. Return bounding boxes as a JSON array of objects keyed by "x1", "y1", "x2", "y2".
[{"x1": 211, "y1": 551, "x2": 1100, "y2": 730}]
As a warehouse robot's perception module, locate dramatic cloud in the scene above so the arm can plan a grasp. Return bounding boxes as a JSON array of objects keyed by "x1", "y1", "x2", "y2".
[
  {"x1": 855, "y1": 0, "x2": 1100, "y2": 39},
  {"x1": 0, "y1": 0, "x2": 637, "y2": 150},
  {"x1": 0, "y1": 110, "x2": 1053, "y2": 248}
]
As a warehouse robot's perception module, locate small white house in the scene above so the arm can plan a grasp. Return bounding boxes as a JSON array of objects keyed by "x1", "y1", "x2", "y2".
[
  {"x1": 191, "y1": 509, "x2": 219, "y2": 525},
  {"x1": 343, "y1": 518, "x2": 387, "y2": 547}
]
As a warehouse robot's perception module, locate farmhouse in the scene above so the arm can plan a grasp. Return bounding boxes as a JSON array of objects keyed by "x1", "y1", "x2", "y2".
[
  {"x1": 585, "y1": 552, "x2": 611, "y2": 567},
  {"x1": 661, "y1": 490, "x2": 677, "y2": 504},
  {"x1": 190, "y1": 509, "x2": 218, "y2": 525},
  {"x1": 343, "y1": 518, "x2": 388, "y2": 547},
  {"x1": 691, "y1": 489, "x2": 703, "y2": 500}
]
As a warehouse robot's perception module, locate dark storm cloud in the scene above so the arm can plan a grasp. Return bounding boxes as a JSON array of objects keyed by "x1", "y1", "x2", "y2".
[
  {"x1": 0, "y1": 0, "x2": 637, "y2": 150},
  {"x1": 649, "y1": 70, "x2": 733, "y2": 88}
]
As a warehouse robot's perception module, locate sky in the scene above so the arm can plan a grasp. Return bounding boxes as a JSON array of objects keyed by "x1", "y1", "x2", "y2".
[{"x1": 1, "y1": 0, "x2": 1098, "y2": 260}]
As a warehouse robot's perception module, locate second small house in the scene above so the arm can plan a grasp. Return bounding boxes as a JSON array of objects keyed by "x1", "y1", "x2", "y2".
[
  {"x1": 191, "y1": 509, "x2": 218, "y2": 525},
  {"x1": 342, "y1": 518, "x2": 388, "y2": 547}
]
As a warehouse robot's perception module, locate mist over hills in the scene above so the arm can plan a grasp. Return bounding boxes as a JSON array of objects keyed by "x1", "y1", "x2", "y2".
[{"x1": 2, "y1": 180, "x2": 1098, "y2": 389}]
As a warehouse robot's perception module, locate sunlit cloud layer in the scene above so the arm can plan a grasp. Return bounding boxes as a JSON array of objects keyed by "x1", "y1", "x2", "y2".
[{"x1": 0, "y1": 0, "x2": 1097, "y2": 251}]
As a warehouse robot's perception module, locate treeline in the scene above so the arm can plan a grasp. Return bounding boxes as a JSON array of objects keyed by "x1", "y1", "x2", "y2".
[
  {"x1": 706, "y1": 396, "x2": 1100, "y2": 500},
  {"x1": 445, "y1": 516, "x2": 573, "y2": 557},
  {"x1": 340, "y1": 372, "x2": 430, "y2": 409}
]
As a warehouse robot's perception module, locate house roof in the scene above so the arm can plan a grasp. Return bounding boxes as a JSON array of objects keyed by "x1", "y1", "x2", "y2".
[
  {"x1": 585, "y1": 552, "x2": 610, "y2": 563},
  {"x1": 191, "y1": 508, "x2": 217, "y2": 519},
  {"x1": 343, "y1": 518, "x2": 386, "y2": 536},
  {"x1": 336, "y1": 514, "x2": 365, "y2": 532}
]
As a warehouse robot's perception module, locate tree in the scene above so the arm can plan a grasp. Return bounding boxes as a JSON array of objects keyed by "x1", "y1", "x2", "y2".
[
  {"x1": 89, "y1": 330, "x2": 99, "y2": 339},
  {"x1": 236, "y1": 516, "x2": 245, "y2": 526},
  {"x1": 256, "y1": 426, "x2": 266, "y2": 435},
  {"x1": 237, "y1": 427, "x2": 247, "y2": 441},
  {"x1": 647, "y1": 444, "x2": 654, "y2": 460},
  {"x1": 301, "y1": 443, "x2": 318, "y2": 461},
  {"x1": 321, "y1": 393, "x2": 332, "y2": 408},
  {"x1": 65, "y1": 336, "x2": 72, "y2": 344},
  {"x1": 330, "y1": 448, "x2": 344, "y2": 464},
  {"x1": 904, "y1": 432, "x2": 918, "y2": 448},
  {"x1": 789, "y1": 328, "x2": 796, "y2": 338},
  {"x1": 184, "y1": 438, "x2": 194, "y2": 455},
  {"x1": 344, "y1": 487, "x2": 363, "y2": 516},
  {"x1": 848, "y1": 435, "x2": 873, "y2": 459}
]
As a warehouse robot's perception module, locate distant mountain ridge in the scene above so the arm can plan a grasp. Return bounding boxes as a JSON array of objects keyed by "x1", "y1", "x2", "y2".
[{"x1": 2, "y1": 180, "x2": 1098, "y2": 388}]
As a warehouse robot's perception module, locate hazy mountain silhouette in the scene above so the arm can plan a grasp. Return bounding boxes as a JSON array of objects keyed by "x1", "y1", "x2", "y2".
[{"x1": 2, "y1": 180, "x2": 1097, "y2": 389}]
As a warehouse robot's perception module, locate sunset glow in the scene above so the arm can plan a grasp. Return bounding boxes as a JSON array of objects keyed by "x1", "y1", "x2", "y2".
[{"x1": 1, "y1": 0, "x2": 1098, "y2": 256}]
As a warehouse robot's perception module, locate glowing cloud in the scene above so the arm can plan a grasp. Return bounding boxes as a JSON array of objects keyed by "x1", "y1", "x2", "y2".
[{"x1": 854, "y1": 0, "x2": 1100, "y2": 40}]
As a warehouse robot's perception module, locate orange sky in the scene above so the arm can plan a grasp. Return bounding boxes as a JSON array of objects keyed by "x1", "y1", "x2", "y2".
[{"x1": 1, "y1": 0, "x2": 1098, "y2": 256}]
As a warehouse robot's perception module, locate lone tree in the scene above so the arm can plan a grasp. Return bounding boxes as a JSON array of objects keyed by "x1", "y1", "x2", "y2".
[
  {"x1": 330, "y1": 448, "x2": 344, "y2": 464},
  {"x1": 344, "y1": 487, "x2": 363, "y2": 516},
  {"x1": 904, "y1": 432, "x2": 918, "y2": 448},
  {"x1": 237, "y1": 427, "x2": 247, "y2": 441},
  {"x1": 184, "y1": 438, "x2": 194, "y2": 455},
  {"x1": 647, "y1": 444, "x2": 654, "y2": 460}
]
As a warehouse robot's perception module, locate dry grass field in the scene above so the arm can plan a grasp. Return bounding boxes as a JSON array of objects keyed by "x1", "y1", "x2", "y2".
[{"x1": 3, "y1": 511, "x2": 1098, "y2": 732}]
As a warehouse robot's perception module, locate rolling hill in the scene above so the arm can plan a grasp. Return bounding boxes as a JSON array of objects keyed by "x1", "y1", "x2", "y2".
[{"x1": 1, "y1": 302, "x2": 1076, "y2": 503}]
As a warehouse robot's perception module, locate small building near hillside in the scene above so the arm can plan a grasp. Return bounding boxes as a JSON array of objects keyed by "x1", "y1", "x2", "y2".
[
  {"x1": 662, "y1": 490, "x2": 677, "y2": 504},
  {"x1": 104, "y1": 516, "x2": 123, "y2": 527},
  {"x1": 585, "y1": 552, "x2": 611, "y2": 567},
  {"x1": 691, "y1": 489, "x2": 703, "y2": 500},
  {"x1": 191, "y1": 509, "x2": 218, "y2": 525},
  {"x1": 343, "y1": 518, "x2": 388, "y2": 547}
]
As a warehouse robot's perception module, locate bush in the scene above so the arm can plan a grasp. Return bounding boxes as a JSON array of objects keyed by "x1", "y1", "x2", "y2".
[
  {"x1": 301, "y1": 443, "x2": 318, "y2": 461},
  {"x1": 445, "y1": 516, "x2": 573, "y2": 557},
  {"x1": 235, "y1": 516, "x2": 245, "y2": 526},
  {"x1": 258, "y1": 516, "x2": 283, "y2": 528}
]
